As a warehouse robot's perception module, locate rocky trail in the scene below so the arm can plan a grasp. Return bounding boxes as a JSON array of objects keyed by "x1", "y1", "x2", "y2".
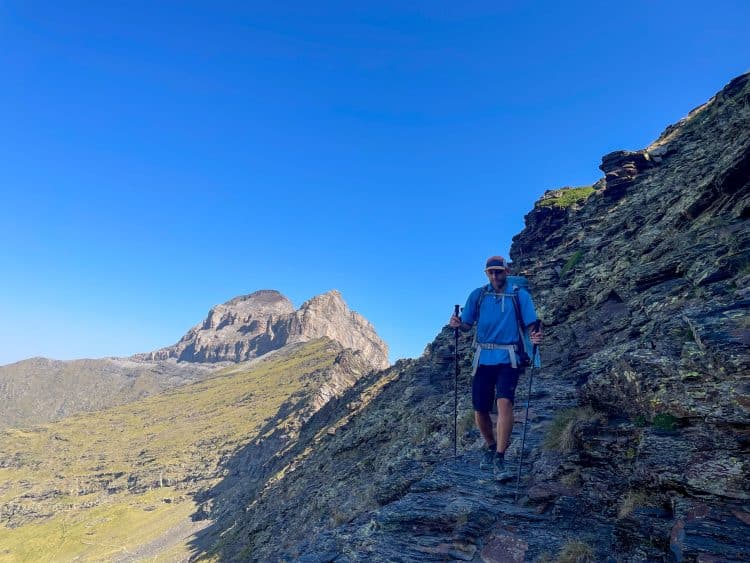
[
  {"x1": 201, "y1": 315, "x2": 749, "y2": 562},
  {"x1": 297, "y1": 450, "x2": 558, "y2": 562},
  {"x1": 294, "y1": 397, "x2": 749, "y2": 562}
]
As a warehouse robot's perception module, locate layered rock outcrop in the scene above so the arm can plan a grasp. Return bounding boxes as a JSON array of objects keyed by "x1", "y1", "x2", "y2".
[
  {"x1": 134, "y1": 289, "x2": 389, "y2": 370},
  {"x1": 194, "y1": 73, "x2": 750, "y2": 561},
  {"x1": 134, "y1": 290, "x2": 296, "y2": 363}
]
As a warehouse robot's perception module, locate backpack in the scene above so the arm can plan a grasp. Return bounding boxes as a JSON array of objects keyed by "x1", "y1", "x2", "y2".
[{"x1": 473, "y1": 276, "x2": 541, "y2": 369}]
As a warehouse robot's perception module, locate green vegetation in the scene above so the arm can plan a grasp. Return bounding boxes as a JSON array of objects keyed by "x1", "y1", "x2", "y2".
[
  {"x1": 652, "y1": 413, "x2": 678, "y2": 431},
  {"x1": 560, "y1": 468, "x2": 582, "y2": 487},
  {"x1": 543, "y1": 407, "x2": 604, "y2": 453},
  {"x1": 618, "y1": 490, "x2": 648, "y2": 519},
  {"x1": 537, "y1": 186, "x2": 596, "y2": 209},
  {"x1": 560, "y1": 250, "x2": 584, "y2": 279},
  {"x1": 0, "y1": 338, "x2": 343, "y2": 561},
  {"x1": 556, "y1": 540, "x2": 595, "y2": 562},
  {"x1": 734, "y1": 259, "x2": 750, "y2": 278},
  {"x1": 457, "y1": 409, "x2": 476, "y2": 440},
  {"x1": 672, "y1": 325, "x2": 695, "y2": 342},
  {"x1": 632, "y1": 412, "x2": 679, "y2": 432},
  {"x1": 0, "y1": 488, "x2": 194, "y2": 561}
]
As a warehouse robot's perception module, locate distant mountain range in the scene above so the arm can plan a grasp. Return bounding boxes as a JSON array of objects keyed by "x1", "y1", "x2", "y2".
[{"x1": 0, "y1": 289, "x2": 388, "y2": 429}]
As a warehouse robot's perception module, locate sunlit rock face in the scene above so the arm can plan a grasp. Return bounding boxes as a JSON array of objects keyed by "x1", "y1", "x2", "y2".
[
  {"x1": 284, "y1": 290, "x2": 390, "y2": 370},
  {"x1": 135, "y1": 289, "x2": 390, "y2": 369}
]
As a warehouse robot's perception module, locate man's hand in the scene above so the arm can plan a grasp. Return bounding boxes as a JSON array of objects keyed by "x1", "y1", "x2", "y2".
[
  {"x1": 530, "y1": 327, "x2": 543, "y2": 345},
  {"x1": 450, "y1": 315, "x2": 471, "y2": 332}
]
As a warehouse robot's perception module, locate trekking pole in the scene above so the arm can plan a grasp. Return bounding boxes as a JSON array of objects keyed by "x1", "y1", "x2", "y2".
[
  {"x1": 453, "y1": 304, "x2": 460, "y2": 459},
  {"x1": 515, "y1": 337, "x2": 539, "y2": 502}
]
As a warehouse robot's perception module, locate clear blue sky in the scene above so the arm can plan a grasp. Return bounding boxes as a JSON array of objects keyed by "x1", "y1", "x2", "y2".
[{"x1": 1, "y1": 1, "x2": 748, "y2": 366}]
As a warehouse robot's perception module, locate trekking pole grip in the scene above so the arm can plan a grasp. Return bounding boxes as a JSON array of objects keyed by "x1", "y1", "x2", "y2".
[{"x1": 532, "y1": 320, "x2": 542, "y2": 357}]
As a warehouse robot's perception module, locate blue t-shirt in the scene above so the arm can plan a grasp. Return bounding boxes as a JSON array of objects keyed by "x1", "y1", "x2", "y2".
[{"x1": 461, "y1": 283, "x2": 538, "y2": 365}]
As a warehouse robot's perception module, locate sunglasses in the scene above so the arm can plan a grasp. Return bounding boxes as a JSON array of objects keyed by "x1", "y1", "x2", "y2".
[{"x1": 487, "y1": 269, "x2": 507, "y2": 276}]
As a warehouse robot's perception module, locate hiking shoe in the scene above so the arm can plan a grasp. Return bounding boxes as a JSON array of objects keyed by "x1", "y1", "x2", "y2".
[
  {"x1": 479, "y1": 448, "x2": 496, "y2": 470},
  {"x1": 493, "y1": 454, "x2": 513, "y2": 481}
]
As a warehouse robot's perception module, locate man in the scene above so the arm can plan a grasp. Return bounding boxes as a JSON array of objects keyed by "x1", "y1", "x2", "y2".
[{"x1": 449, "y1": 256, "x2": 542, "y2": 480}]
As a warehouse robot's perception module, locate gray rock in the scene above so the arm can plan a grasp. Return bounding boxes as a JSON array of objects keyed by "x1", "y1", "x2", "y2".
[{"x1": 134, "y1": 289, "x2": 389, "y2": 370}]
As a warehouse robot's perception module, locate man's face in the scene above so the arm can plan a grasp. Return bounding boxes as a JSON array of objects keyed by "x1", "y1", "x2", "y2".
[{"x1": 486, "y1": 268, "x2": 507, "y2": 290}]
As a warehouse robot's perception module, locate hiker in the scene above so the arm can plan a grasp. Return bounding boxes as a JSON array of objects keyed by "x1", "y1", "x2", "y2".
[{"x1": 449, "y1": 256, "x2": 542, "y2": 480}]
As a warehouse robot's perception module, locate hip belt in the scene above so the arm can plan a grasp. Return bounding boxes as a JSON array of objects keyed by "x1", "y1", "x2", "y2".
[{"x1": 471, "y1": 342, "x2": 520, "y2": 375}]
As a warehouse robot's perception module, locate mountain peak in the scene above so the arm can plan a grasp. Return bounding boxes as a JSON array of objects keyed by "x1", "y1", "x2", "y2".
[
  {"x1": 135, "y1": 289, "x2": 389, "y2": 369},
  {"x1": 299, "y1": 289, "x2": 345, "y2": 309},
  {"x1": 291, "y1": 290, "x2": 388, "y2": 369},
  {"x1": 224, "y1": 289, "x2": 292, "y2": 308}
]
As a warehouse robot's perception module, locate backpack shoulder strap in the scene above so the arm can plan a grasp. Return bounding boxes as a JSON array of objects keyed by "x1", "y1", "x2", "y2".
[
  {"x1": 510, "y1": 287, "x2": 526, "y2": 340},
  {"x1": 509, "y1": 287, "x2": 532, "y2": 368},
  {"x1": 474, "y1": 284, "x2": 490, "y2": 324}
]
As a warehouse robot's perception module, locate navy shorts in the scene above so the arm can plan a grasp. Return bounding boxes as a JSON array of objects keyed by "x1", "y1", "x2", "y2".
[{"x1": 472, "y1": 364, "x2": 521, "y2": 412}]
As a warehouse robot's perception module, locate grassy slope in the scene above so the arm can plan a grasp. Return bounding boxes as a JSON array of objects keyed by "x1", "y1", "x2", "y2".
[
  {"x1": 0, "y1": 338, "x2": 341, "y2": 562},
  {"x1": 0, "y1": 357, "x2": 211, "y2": 431},
  {"x1": 537, "y1": 185, "x2": 595, "y2": 208}
]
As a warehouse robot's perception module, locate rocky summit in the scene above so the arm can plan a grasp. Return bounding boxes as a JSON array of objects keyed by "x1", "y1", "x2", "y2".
[
  {"x1": 191, "y1": 73, "x2": 750, "y2": 561},
  {"x1": 135, "y1": 289, "x2": 389, "y2": 370}
]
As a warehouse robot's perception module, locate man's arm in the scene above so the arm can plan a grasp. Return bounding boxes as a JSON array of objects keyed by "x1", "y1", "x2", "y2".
[
  {"x1": 449, "y1": 288, "x2": 479, "y2": 332},
  {"x1": 519, "y1": 290, "x2": 542, "y2": 344}
]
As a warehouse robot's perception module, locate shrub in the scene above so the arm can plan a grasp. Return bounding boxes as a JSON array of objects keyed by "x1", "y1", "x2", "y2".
[
  {"x1": 560, "y1": 250, "x2": 584, "y2": 279},
  {"x1": 457, "y1": 409, "x2": 477, "y2": 442},
  {"x1": 557, "y1": 540, "x2": 594, "y2": 563},
  {"x1": 543, "y1": 407, "x2": 604, "y2": 453},
  {"x1": 652, "y1": 413, "x2": 678, "y2": 431},
  {"x1": 618, "y1": 490, "x2": 648, "y2": 519},
  {"x1": 537, "y1": 186, "x2": 596, "y2": 209},
  {"x1": 560, "y1": 469, "x2": 581, "y2": 487}
]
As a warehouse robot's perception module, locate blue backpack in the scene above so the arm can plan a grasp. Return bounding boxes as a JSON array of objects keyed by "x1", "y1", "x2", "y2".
[{"x1": 473, "y1": 276, "x2": 541, "y2": 368}]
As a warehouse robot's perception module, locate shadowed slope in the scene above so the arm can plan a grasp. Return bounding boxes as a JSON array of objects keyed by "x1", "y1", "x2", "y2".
[{"x1": 0, "y1": 338, "x2": 373, "y2": 561}]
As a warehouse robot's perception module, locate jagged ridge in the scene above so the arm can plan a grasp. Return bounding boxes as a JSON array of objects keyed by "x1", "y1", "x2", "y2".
[{"x1": 134, "y1": 289, "x2": 389, "y2": 370}]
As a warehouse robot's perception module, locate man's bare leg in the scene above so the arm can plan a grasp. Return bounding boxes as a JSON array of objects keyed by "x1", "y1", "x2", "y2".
[
  {"x1": 475, "y1": 410, "x2": 495, "y2": 447},
  {"x1": 496, "y1": 398, "x2": 514, "y2": 453}
]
